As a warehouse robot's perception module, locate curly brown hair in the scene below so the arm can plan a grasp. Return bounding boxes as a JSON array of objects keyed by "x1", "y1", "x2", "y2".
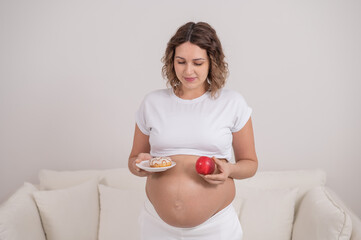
[{"x1": 162, "y1": 22, "x2": 229, "y2": 97}]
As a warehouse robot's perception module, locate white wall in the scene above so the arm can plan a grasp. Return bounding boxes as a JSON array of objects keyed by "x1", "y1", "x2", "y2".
[{"x1": 0, "y1": 0, "x2": 360, "y2": 217}]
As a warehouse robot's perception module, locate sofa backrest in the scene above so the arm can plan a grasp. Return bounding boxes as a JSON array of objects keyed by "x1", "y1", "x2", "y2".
[
  {"x1": 38, "y1": 168, "x2": 146, "y2": 191},
  {"x1": 39, "y1": 168, "x2": 325, "y2": 189},
  {"x1": 9, "y1": 168, "x2": 325, "y2": 240},
  {"x1": 39, "y1": 168, "x2": 326, "y2": 208},
  {"x1": 234, "y1": 169, "x2": 326, "y2": 208}
]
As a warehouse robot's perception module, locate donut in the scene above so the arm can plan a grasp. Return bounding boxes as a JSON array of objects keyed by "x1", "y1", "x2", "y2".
[{"x1": 150, "y1": 157, "x2": 172, "y2": 168}]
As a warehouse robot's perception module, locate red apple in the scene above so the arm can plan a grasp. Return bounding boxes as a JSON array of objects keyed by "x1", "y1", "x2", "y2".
[{"x1": 195, "y1": 156, "x2": 215, "y2": 175}]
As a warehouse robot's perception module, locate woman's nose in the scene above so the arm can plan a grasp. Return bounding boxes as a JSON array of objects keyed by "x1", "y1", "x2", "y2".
[{"x1": 185, "y1": 63, "x2": 194, "y2": 74}]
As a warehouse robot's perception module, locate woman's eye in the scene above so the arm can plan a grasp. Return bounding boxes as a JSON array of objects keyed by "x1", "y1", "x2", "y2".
[
  {"x1": 177, "y1": 62, "x2": 185, "y2": 64},
  {"x1": 194, "y1": 63, "x2": 203, "y2": 66}
]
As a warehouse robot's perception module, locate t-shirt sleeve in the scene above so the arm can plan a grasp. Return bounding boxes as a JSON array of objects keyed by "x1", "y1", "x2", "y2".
[
  {"x1": 230, "y1": 93, "x2": 253, "y2": 132},
  {"x1": 135, "y1": 97, "x2": 150, "y2": 135}
]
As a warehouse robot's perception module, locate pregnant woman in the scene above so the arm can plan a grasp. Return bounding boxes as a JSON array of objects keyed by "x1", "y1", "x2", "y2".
[{"x1": 128, "y1": 22, "x2": 258, "y2": 240}]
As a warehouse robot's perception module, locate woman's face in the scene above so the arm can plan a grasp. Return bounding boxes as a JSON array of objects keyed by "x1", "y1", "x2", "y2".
[{"x1": 174, "y1": 42, "x2": 209, "y2": 96}]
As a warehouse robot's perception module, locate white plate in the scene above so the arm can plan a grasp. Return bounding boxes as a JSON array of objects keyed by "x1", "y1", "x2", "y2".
[{"x1": 136, "y1": 160, "x2": 176, "y2": 172}]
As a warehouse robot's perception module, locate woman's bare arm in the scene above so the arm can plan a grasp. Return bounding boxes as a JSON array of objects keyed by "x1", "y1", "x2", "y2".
[{"x1": 128, "y1": 124, "x2": 152, "y2": 177}]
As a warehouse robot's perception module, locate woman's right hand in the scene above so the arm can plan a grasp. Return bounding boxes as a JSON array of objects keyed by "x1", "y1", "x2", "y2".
[{"x1": 132, "y1": 153, "x2": 152, "y2": 177}]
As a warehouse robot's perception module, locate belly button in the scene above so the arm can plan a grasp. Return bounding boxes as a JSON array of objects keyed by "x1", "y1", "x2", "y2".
[{"x1": 174, "y1": 200, "x2": 184, "y2": 210}]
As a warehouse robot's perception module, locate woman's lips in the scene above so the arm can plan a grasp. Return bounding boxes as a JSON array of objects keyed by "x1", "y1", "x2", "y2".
[{"x1": 184, "y1": 77, "x2": 196, "y2": 82}]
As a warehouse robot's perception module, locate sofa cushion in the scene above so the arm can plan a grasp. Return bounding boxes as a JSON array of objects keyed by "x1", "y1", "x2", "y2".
[
  {"x1": 39, "y1": 168, "x2": 124, "y2": 190},
  {"x1": 237, "y1": 187, "x2": 298, "y2": 240},
  {"x1": 38, "y1": 168, "x2": 146, "y2": 191},
  {"x1": 0, "y1": 182, "x2": 46, "y2": 240},
  {"x1": 33, "y1": 179, "x2": 99, "y2": 240},
  {"x1": 100, "y1": 168, "x2": 146, "y2": 191},
  {"x1": 234, "y1": 169, "x2": 326, "y2": 209},
  {"x1": 98, "y1": 184, "x2": 146, "y2": 240},
  {"x1": 292, "y1": 186, "x2": 352, "y2": 240}
]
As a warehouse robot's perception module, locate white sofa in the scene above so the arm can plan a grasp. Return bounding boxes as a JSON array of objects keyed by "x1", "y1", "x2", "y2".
[{"x1": 0, "y1": 168, "x2": 360, "y2": 240}]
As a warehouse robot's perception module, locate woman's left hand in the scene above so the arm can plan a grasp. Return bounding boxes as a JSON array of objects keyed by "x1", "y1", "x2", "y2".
[{"x1": 200, "y1": 157, "x2": 232, "y2": 185}]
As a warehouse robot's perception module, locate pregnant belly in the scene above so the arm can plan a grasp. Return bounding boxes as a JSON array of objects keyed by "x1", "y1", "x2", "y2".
[{"x1": 146, "y1": 155, "x2": 235, "y2": 228}]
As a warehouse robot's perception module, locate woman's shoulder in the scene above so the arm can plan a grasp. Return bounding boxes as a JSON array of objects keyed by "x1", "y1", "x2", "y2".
[
  {"x1": 218, "y1": 89, "x2": 252, "y2": 115},
  {"x1": 143, "y1": 88, "x2": 172, "y2": 101},
  {"x1": 218, "y1": 88, "x2": 247, "y2": 102}
]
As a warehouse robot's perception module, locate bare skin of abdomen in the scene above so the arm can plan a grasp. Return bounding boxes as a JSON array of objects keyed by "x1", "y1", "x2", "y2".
[{"x1": 146, "y1": 155, "x2": 236, "y2": 228}]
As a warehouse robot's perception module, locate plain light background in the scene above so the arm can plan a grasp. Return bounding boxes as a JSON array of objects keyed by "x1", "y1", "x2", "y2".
[{"x1": 0, "y1": 0, "x2": 360, "y2": 217}]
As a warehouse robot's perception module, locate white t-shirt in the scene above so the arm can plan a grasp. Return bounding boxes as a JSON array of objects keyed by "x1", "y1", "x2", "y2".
[{"x1": 135, "y1": 88, "x2": 252, "y2": 161}]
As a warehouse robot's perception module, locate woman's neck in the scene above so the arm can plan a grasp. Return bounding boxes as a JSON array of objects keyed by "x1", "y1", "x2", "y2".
[{"x1": 178, "y1": 86, "x2": 207, "y2": 100}]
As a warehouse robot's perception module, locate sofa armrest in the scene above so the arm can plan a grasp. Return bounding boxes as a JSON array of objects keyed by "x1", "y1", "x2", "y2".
[
  {"x1": 292, "y1": 186, "x2": 352, "y2": 240},
  {"x1": 325, "y1": 187, "x2": 361, "y2": 240},
  {"x1": 0, "y1": 183, "x2": 46, "y2": 240}
]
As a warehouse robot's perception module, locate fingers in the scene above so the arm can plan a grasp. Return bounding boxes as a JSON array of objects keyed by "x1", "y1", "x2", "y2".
[
  {"x1": 133, "y1": 160, "x2": 142, "y2": 172},
  {"x1": 203, "y1": 178, "x2": 224, "y2": 185},
  {"x1": 199, "y1": 173, "x2": 227, "y2": 185},
  {"x1": 211, "y1": 157, "x2": 227, "y2": 174},
  {"x1": 201, "y1": 177, "x2": 224, "y2": 185},
  {"x1": 134, "y1": 153, "x2": 152, "y2": 176},
  {"x1": 135, "y1": 153, "x2": 152, "y2": 163},
  {"x1": 135, "y1": 158, "x2": 143, "y2": 163},
  {"x1": 139, "y1": 153, "x2": 152, "y2": 159},
  {"x1": 133, "y1": 161, "x2": 149, "y2": 176},
  {"x1": 204, "y1": 173, "x2": 227, "y2": 182},
  {"x1": 212, "y1": 156, "x2": 223, "y2": 165},
  {"x1": 199, "y1": 157, "x2": 230, "y2": 185}
]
